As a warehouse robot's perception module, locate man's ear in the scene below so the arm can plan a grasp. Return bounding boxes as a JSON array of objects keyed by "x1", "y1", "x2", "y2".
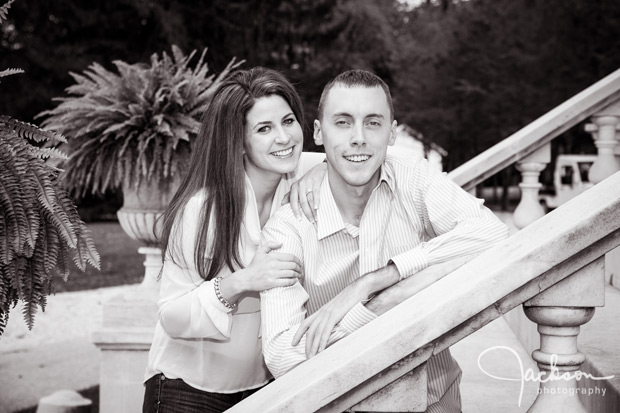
[
  {"x1": 313, "y1": 119, "x2": 324, "y2": 146},
  {"x1": 388, "y1": 120, "x2": 397, "y2": 146}
]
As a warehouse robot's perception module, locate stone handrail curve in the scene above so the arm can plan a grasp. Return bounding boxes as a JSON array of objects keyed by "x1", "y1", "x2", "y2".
[
  {"x1": 448, "y1": 67, "x2": 620, "y2": 191},
  {"x1": 228, "y1": 170, "x2": 620, "y2": 412}
]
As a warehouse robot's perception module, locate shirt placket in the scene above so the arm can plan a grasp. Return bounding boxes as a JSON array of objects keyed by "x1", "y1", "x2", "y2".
[{"x1": 358, "y1": 184, "x2": 394, "y2": 276}]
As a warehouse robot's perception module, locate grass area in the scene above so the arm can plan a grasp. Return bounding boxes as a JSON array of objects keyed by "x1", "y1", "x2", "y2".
[{"x1": 52, "y1": 221, "x2": 147, "y2": 293}]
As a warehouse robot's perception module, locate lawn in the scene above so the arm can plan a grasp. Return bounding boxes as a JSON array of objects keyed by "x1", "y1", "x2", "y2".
[{"x1": 52, "y1": 221, "x2": 147, "y2": 293}]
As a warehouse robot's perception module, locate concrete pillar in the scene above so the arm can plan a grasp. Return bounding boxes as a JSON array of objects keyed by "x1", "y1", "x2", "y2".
[
  {"x1": 524, "y1": 307, "x2": 594, "y2": 413},
  {"x1": 586, "y1": 116, "x2": 620, "y2": 184},
  {"x1": 513, "y1": 144, "x2": 551, "y2": 229},
  {"x1": 92, "y1": 245, "x2": 162, "y2": 413},
  {"x1": 523, "y1": 258, "x2": 606, "y2": 412}
]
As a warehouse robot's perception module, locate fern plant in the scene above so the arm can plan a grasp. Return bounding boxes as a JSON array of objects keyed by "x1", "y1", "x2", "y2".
[
  {"x1": 0, "y1": 117, "x2": 101, "y2": 336},
  {"x1": 0, "y1": 0, "x2": 100, "y2": 336},
  {"x1": 38, "y1": 46, "x2": 242, "y2": 198}
]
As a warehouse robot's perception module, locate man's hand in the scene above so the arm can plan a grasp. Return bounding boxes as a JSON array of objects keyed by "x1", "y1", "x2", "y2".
[
  {"x1": 291, "y1": 265, "x2": 400, "y2": 358},
  {"x1": 291, "y1": 279, "x2": 368, "y2": 358}
]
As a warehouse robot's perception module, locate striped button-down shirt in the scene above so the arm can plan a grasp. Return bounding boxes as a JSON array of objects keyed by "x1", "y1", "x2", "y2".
[{"x1": 260, "y1": 155, "x2": 509, "y2": 412}]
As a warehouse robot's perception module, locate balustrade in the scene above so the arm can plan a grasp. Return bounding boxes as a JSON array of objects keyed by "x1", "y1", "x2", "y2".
[
  {"x1": 586, "y1": 102, "x2": 620, "y2": 184},
  {"x1": 523, "y1": 258, "x2": 605, "y2": 412},
  {"x1": 513, "y1": 144, "x2": 550, "y2": 229}
]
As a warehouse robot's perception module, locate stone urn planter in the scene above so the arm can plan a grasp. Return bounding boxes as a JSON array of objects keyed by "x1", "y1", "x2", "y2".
[{"x1": 116, "y1": 177, "x2": 180, "y2": 293}]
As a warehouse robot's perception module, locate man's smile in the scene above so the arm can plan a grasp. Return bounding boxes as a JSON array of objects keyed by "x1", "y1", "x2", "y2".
[{"x1": 344, "y1": 154, "x2": 371, "y2": 163}]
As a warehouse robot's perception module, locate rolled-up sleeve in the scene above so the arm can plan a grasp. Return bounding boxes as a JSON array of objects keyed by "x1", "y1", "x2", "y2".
[{"x1": 390, "y1": 164, "x2": 509, "y2": 279}]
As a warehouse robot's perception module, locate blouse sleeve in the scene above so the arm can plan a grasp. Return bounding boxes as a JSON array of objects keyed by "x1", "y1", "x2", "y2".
[{"x1": 157, "y1": 193, "x2": 234, "y2": 340}]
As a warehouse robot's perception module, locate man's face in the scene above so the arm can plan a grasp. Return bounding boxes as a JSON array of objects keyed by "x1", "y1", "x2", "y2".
[{"x1": 314, "y1": 85, "x2": 396, "y2": 191}]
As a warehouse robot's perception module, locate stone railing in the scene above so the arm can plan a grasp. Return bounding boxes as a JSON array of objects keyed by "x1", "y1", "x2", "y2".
[
  {"x1": 229, "y1": 170, "x2": 620, "y2": 413},
  {"x1": 449, "y1": 68, "x2": 620, "y2": 192},
  {"x1": 450, "y1": 69, "x2": 620, "y2": 232},
  {"x1": 228, "y1": 69, "x2": 620, "y2": 412}
]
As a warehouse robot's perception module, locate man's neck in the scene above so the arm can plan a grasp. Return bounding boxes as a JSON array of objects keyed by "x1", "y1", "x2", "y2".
[{"x1": 329, "y1": 171, "x2": 381, "y2": 227}]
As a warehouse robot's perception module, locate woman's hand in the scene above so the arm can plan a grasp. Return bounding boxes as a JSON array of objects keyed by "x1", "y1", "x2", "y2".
[
  {"x1": 236, "y1": 241, "x2": 302, "y2": 292},
  {"x1": 282, "y1": 162, "x2": 327, "y2": 223},
  {"x1": 291, "y1": 278, "x2": 369, "y2": 358}
]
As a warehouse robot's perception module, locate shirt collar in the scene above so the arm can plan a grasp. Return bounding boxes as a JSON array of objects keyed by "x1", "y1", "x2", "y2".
[{"x1": 316, "y1": 162, "x2": 396, "y2": 240}]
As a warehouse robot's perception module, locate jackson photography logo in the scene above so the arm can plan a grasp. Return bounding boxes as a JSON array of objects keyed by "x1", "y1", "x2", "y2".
[{"x1": 477, "y1": 346, "x2": 614, "y2": 407}]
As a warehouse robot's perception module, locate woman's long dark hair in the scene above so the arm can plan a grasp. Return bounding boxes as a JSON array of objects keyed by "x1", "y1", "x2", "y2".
[{"x1": 158, "y1": 67, "x2": 304, "y2": 281}]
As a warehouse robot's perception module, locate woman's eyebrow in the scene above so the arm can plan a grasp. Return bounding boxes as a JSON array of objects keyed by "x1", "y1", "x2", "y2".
[{"x1": 253, "y1": 120, "x2": 273, "y2": 129}]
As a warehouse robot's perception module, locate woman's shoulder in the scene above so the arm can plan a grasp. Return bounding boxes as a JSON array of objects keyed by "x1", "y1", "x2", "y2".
[{"x1": 184, "y1": 189, "x2": 208, "y2": 212}]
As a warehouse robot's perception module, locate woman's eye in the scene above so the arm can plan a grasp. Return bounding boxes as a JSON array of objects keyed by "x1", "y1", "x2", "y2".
[
  {"x1": 283, "y1": 118, "x2": 295, "y2": 125},
  {"x1": 257, "y1": 125, "x2": 271, "y2": 133}
]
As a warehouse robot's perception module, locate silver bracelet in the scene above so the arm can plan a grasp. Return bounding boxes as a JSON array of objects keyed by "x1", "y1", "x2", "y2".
[{"x1": 213, "y1": 276, "x2": 237, "y2": 310}]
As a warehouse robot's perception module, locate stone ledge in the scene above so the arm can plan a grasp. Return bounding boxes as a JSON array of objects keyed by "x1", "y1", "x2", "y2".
[{"x1": 91, "y1": 327, "x2": 154, "y2": 350}]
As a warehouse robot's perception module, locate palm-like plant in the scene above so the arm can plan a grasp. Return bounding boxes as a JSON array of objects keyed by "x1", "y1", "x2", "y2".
[{"x1": 39, "y1": 46, "x2": 242, "y2": 197}]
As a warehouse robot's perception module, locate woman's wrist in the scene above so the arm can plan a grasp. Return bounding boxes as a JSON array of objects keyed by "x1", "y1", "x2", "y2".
[{"x1": 217, "y1": 272, "x2": 246, "y2": 305}]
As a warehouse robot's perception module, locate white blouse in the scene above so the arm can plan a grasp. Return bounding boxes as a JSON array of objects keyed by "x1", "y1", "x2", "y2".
[{"x1": 144, "y1": 153, "x2": 323, "y2": 393}]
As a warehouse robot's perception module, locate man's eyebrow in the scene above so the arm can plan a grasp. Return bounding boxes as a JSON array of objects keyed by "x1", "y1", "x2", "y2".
[
  {"x1": 331, "y1": 112, "x2": 353, "y2": 118},
  {"x1": 365, "y1": 113, "x2": 385, "y2": 119}
]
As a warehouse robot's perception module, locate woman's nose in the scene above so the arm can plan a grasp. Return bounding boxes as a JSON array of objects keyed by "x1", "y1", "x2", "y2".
[{"x1": 275, "y1": 126, "x2": 291, "y2": 144}]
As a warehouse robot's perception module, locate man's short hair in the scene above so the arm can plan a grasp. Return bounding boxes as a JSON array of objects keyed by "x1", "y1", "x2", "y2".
[{"x1": 317, "y1": 70, "x2": 394, "y2": 121}]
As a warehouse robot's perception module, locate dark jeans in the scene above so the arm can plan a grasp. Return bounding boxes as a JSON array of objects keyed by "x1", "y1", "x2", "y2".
[{"x1": 143, "y1": 373, "x2": 264, "y2": 413}]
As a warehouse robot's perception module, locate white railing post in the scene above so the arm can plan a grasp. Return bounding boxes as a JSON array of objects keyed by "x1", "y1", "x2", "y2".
[
  {"x1": 523, "y1": 258, "x2": 605, "y2": 412},
  {"x1": 585, "y1": 101, "x2": 620, "y2": 184},
  {"x1": 513, "y1": 144, "x2": 551, "y2": 229}
]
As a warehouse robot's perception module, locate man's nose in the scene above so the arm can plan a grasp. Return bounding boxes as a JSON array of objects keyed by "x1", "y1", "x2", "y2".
[{"x1": 350, "y1": 123, "x2": 366, "y2": 146}]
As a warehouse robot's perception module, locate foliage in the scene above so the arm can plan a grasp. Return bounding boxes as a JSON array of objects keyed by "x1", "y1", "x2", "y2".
[
  {"x1": 1, "y1": 0, "x2": 99, "y2": 337},
  {"x1": 0, "y1": 116, "x2": 100, "y2": 336},
  {"x1": 2, "y1": 0, "x2": 620, "y2": 168},
  {"x1": 38, "y1": 47, "x2": 242, "y2": 198},
  {"x1": 0, "y1": 0, "x2": 14, "y2": 23},
  {"x1": 393, "y1": 0, "x2": 620, "y2": 169}
]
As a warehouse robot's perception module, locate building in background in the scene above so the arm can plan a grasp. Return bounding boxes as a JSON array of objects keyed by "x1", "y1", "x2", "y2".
[{"x1": 387, "y1": 124, "x2": 447, "y2": 172}]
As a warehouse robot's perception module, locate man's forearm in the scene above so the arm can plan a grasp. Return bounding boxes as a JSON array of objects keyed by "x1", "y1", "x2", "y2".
[
  {"x1": 358, "y1": 263, "x2": 401, "y2": 299},
  {"x1": 366, "y1": 253, "x2": 480, "y2": 316}
]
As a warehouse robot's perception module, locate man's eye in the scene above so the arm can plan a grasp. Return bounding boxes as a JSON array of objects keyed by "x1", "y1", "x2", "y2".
[
  {"x1": 368, "y1": 121, "x2": 381, "y2": 127},
  {"x1": 335, "y1": 120, "x2": 350, "y2": 126}
]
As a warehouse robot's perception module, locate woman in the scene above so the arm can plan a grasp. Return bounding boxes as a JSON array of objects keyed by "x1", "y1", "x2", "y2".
[{"x1": 143, "y1": 67, "x2": 325, "y2": 412}]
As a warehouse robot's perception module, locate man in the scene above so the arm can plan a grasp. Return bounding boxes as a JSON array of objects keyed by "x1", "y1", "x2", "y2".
[{"x1": 260, "y1": 70, "x2": 508, "y2": 412}]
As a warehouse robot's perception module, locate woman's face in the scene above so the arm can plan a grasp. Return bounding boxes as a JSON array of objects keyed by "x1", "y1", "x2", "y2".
[{"x1": 243, "y1": 94, "x2": 303, "y2": 179}]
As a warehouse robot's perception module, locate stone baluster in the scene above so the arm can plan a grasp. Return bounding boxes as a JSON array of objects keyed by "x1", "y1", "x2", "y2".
[
  {"x1": 513, "y1": 144, "x2": 551, "y2": 229},
  {"x1": 586, "y1": 102, "x2": 620, "y2": 292},
  {"x1": 523, "y1": 257, "x2": 605, "y2": 412},
  {"x1": 585, "y1": 102, "x2": 620, "y2": 184}
]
